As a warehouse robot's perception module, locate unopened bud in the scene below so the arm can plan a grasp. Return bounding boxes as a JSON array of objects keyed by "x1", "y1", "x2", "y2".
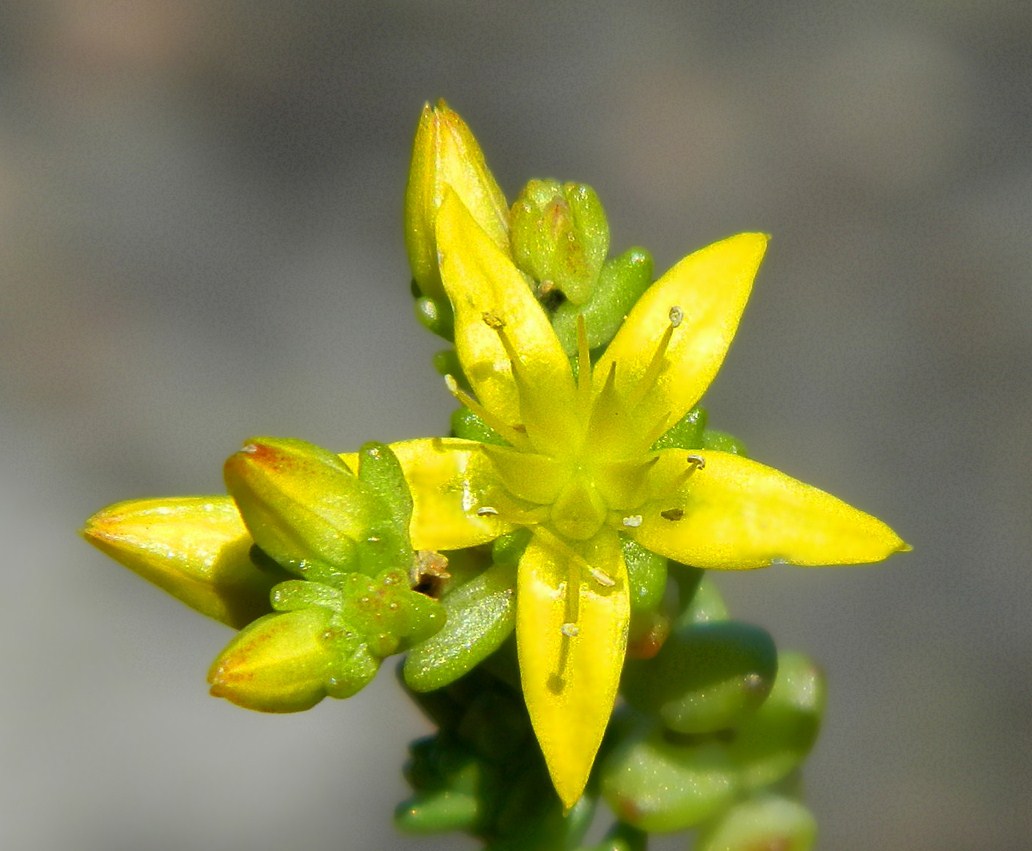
[
  {"x1": 81, "y1": 496, "x2": 276, "y2": 628},
  {"x1": 224, "y1": 437, "x2": 380, "y2": 580},
  {"x1": 510, "y1": 179, "x2": 609, "y2": 305},
  {"x1": 405, "y1": 100, "x2": 509, "y2": 300}
]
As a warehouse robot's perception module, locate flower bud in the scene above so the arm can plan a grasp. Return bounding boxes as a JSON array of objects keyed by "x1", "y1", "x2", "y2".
[
  {"x1": 81, "y1": 496, "x2": 276, "y2": 628},
  {"x1": 725, "y1": 651, "x2": 825, "y2": 790},
  {"x1": 509, "y1": 179, "x2": 610, "y2": 305},
  {"x1": 405, "y1": 100, "x2": 509, "y2": 300},
  {"x1": 621, "y1": 620, "x2": 777, "y2": 735},
  {"x1": 600, "y1": 718, "x2": 739, "y2": 832},
  {"x1": 208, "y1": 607, "x2": 337, "y2": 712},
  {"x1": 224, "y1": 437, "x2": 379, "y2": 580},
  {"x1": 695, "y1": 794, "x2": 817, "y2": 851}
]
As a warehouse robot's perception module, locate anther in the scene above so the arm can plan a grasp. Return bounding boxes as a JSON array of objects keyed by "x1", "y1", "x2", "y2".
[
  {"x1": 588, "y1": 566, "x2": 616, "y2": 588},
  {"x1": 661, "y1": 508, "x2": 685, "y2": 521},
  {"x1": 622, "y1": 514, "x2": 643, "y2": 528},
  {"x1": 668, "y1": 305, "x2": 684, "y2": 327},
  {"x1": 561, "y1": 623, "x2": 580, "y2": 638},
  {"x1": 686, "y1": 453, "x2": 706, "y2": 470},
  {"x1": 481, "y1": 311, "x2": 505, "y2": 329},
  {"x1": 476, "y1": 506, "x2": 499, "y2": 517}
]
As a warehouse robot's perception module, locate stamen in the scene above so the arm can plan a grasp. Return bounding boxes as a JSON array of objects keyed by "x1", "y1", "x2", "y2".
[
  {"x1": 475, "y1": 506, "x2": 499, "y2": 517},
  {"x1": 561, "y1": 623, "x2": 579, "y2": 638},
  {"x1": 443, "y1": 375, "x2": 529, "y2": 448},
  {"x1": 622, "y1": 514, "x2": 643, "y2": 528},
  {"x1": 663, "y1": 452, "x2": 708, "y2": 495},
  {"x1": 661, "y1": 508, "x2": 685, "y2": 521},
  {"x1": 533, "y1": 527, "x2": 617, "y2": 589},
  {"x1": 625, "y1": 309, "x2": 680, "y2": 409}
]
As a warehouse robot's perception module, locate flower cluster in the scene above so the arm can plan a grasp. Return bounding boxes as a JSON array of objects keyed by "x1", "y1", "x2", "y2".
[{"x1": 83, "y1": 100, "x2": 908, "y2": 847}]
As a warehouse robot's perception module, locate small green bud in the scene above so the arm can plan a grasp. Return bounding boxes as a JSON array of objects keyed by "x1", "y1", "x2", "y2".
[
  {"x1": 208, "y1": 606, "x2": 336, "y2": 712},
  {"x1": 652, "y1": 406, "x2": 707, "y2": 451},
  {"x1": 81, "y1": 496, "x2": 277, "y2": 628},
  {"x1": 622, "y1": 620, "x2": 777, "y2": 735},
  {"x1": 600, "y1": 719, "x2": 739, "y2": 832},
  {"x1": 404, "y1": 561, "x2": 517, "y2": 692},
  {"x1": 510, "y1": 179, "x2": 609, "y2": 305},
  {"x1": 725, "y1": 651, "x2": 825, "y2": 790},
  {"x1": 551, "y1": 247, "x2": 653, "y2": 354},
  {"x1": 695, "y1": 794, "x2": 817, "y2": 851},
  {"x1": 414, "y1": 294, "x2": 455, "y2": 340},
  {"x1": 224, "y1": 437, "x2": 379, "y2": 580}
]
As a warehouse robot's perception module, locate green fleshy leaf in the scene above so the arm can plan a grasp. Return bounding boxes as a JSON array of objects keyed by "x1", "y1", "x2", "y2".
[{"x1": 404, "y1": 561, "x2": 517, "y2": 692}]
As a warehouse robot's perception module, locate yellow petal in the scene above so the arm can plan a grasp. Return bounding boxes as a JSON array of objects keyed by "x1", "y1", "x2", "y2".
[
  {"x1": 518, "y1": 529, "x2": 630, "y2": 809},
  {"x1": 632, "y1": 449, "x2": 910, "y2": 568},
  {"x1": 342, "y1": 438, "x2": 512, "y2": 551},
  {"x1": 437, "y1": 192, "x2": 577, "y2": 447},
  {"x1": 595, "y1": 233, "x2": 767, "y2": 431}
]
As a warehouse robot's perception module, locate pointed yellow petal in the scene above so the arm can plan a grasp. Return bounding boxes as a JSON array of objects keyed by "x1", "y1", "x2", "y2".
[
  {"x1": 595, "y1": 233, "x2": 767, "y2": 430},
  {"x1": 343, "y1": 438, "x2": 512, "y2": 551},
  {"x1": 632, "y1": 449, "x2": 910, "y2": 568},
  {"x1": 518, "y1": 530, "x2": 630, "y2": 809},
  {"x1": 437, "y1": 192, "x2": 577, "y2": 445}
]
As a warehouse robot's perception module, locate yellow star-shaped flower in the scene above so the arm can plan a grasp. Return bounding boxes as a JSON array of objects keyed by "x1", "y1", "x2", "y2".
[{"x1": 378, "y1": 193, "x2": 908, "y2": 809}]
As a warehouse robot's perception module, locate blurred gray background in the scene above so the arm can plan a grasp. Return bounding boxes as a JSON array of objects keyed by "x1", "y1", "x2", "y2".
[{"x1": 2, "y1": 1, "x2": 1029, "y2": 849}]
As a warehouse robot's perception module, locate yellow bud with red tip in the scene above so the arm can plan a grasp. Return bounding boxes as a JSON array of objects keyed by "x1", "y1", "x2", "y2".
[
  {"x1": 81, "y1": 496, "x2": 277, "y2": 629},
  {"x1": 404, "y1": 100, "x2": 509, "y2": 300}
]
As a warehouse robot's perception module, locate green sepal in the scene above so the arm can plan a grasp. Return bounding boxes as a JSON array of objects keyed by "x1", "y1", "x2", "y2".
[
  {"x1": 695, "y1": 793, "x2": 817, "y2": 851},
  {"x1": 621, "y1": 536, "x2": 668, "y2": 614},
  {"x1": 551, "y1": 247, "x2": 653, "y2": 354},
  {"x1": 491, "y1": 527, "x2": 532, "y2": 567},
  {"x1": 622, "y1": 620, "x2": 777, "y2": 735},
  {"x1": 224, "y1": 436, "x2": 378, "y2": 580},
  {"x1": 355, "y1": 442, "x2": 414, "y2": 575},
  {"x1": 702, "y1": 429, "x2": 749, "y2": 457},
  {"x1": 725, "y1": 651, "x2": 825, "y2": 790},
  {"x1": 415, "y1": 294, "x2": 455, "y2": 340},
  {"x1": 270, "y1": 579, "x2": 341, "y2": 611},
  {"x1": 451, "y1": 405, "x2": 507, "y2": 445},
  {"x1": 652, "y1": 406, "x2": 707, "y2": 451},
  {"x1": 404, "y1": 561, "x2": 517, "y2": 692},
  {"x1": 599, "y1": 715, "x2": 739, "y2": 832}
]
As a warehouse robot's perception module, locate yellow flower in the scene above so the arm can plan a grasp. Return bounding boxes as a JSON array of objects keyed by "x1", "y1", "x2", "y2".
[{"x1": 387, "y1": 192, "x2": 909, "y2": 809}]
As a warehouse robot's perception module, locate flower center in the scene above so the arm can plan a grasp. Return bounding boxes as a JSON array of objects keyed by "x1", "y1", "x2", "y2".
[{"x1": 449, "y1": 310, "x2": 689, "y2": 543}]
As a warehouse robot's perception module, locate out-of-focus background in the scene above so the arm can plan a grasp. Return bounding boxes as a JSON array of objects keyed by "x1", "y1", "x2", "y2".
[{"x1": 2, "y1": 2, "x2": 1029, "y2": 849}]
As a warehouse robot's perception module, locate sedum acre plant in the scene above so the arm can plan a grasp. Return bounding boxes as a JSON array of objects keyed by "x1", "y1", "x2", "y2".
[{"x1": 83, "y1": 100, "x2": 908, "y2": 850}]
